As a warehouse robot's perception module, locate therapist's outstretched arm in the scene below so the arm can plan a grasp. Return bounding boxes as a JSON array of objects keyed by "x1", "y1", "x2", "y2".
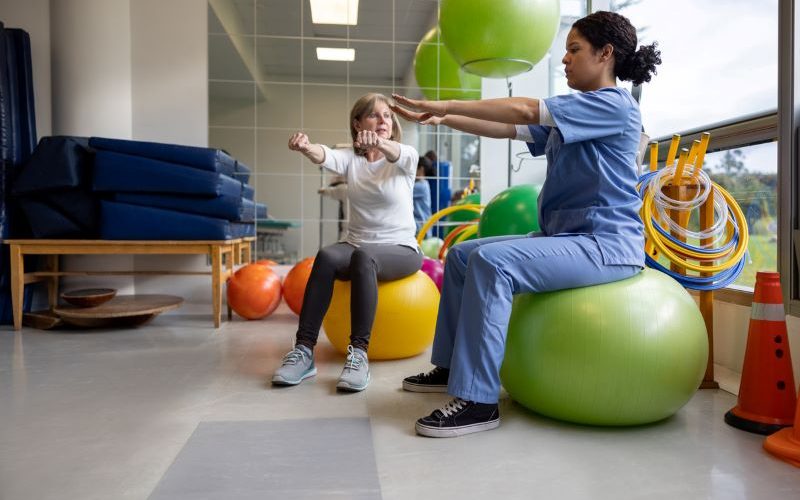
[
  {"x1": 391, "y1": 104, "x2": 515, "y2": 139},
  {"x1": 392, "y1": 94, "x2": 540, "y2": 125}
]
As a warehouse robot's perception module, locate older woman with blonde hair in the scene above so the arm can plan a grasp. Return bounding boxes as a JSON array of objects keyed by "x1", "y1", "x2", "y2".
[{"x1": 272, "y1": 93, "x2": 422, "y2": 392}]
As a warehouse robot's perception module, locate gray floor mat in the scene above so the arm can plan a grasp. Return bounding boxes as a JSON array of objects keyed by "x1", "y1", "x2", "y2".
[{"x1": 149, "y1": 418, "x2": 382, "y2": 500}]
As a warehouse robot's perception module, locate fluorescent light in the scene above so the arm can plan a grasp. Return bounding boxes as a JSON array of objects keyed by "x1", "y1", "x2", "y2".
[
  {"x1": 310, "y1": 0, "x2": 358, "y2": 25},
  {"x1": 316, "y1": 47, "x2": 355, "y2": 61}
]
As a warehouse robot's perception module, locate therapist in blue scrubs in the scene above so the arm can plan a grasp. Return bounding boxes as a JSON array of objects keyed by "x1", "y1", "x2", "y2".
[{"x1": 391, "y1": 11, "x2": 662, "y2": 438}]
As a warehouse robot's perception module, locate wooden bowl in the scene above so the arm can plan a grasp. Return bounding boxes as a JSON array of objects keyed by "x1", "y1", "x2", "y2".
[{"x1": 61, "y1": 288, "x2": 117, "y2": 308}]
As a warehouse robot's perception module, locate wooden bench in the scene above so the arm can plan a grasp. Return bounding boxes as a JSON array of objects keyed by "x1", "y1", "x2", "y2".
[{"x1": 5, "y1": 239, "x2": 247, "y2": 330}]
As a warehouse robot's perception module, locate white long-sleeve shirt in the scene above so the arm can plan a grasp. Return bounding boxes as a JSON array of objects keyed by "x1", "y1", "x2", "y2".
[{"x1": 319, "y1": 144, "x2": 419, "y2": 249}]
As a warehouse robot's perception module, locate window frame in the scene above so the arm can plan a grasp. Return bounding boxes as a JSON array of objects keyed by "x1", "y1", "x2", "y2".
[
  {"x1": 651, "y1": 110, "x2": 778, "y2": 304},
  {"x1": 779, "y1": 0, "x2": 800, "y2": 316}
]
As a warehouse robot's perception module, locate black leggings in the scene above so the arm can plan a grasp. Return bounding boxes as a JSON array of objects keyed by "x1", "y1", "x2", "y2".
[{"x1": 296, "y1": 242, "x2": 422, "y2": 351}]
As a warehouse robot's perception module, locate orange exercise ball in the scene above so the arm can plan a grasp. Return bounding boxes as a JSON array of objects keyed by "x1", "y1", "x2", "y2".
[
  {"x1": 255, "y1": 259, "x2": 278, "y2": 267},
  {"x1": 283, "y1": 257, "x2": 314, "y2": 315},
  {"x1": 226, "y1": 263, "x2": 282, "y2": 320}
]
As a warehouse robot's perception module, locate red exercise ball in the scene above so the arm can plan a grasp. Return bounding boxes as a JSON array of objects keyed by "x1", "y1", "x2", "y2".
[
  {"x1": 283, "y1": 257, "x2": 314, "y2": 315},
  {"x1": 227, "y1": 263, "x2": 282, "y2": 320}
]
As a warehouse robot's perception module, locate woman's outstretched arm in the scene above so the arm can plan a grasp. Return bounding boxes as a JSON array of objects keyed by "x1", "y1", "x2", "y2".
[
  {"x1": 354, "y1": 130, "x2": 402, "y2": 162},
  {"x1": 288, "y1": 132, "x2": 326, "y2": 164}
]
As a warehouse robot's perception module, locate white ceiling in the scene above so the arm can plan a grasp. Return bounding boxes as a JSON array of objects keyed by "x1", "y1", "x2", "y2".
[{"x1": 209, "y1": 0, "x2": 438, "y2": 86}]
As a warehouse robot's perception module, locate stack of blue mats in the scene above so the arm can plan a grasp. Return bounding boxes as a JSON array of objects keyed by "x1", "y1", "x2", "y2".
[
  {"x1": 1, "y1": 22, "x2": 38, "y2": 323},
  {"x1": 89, "y1": 137, "x2": 265, "y2": 240}
]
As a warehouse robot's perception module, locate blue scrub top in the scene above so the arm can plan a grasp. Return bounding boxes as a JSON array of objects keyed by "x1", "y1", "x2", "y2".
[{"x1": 526, "y1": 87, "x2": 645, "y2": 267}]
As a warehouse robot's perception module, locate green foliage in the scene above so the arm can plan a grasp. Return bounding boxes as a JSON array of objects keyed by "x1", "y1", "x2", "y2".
[
  {"x1": 735, "y1": 234, "x2": 777, "y2": 289},
  {"x1": 707, "y1": 149, "x2": 776, "y2": 235}
]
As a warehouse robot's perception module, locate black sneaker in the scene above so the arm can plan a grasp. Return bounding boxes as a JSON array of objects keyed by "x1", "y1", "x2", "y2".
[
  {"x1": 415, "y1": 398, "x2": 500, "y2": 438},
  {"x1": 402, "y1": 366, "x2": 449, "y2": 393}
]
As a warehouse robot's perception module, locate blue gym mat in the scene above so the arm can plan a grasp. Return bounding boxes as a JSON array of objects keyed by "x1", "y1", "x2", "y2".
[{"x1": 89, "y1": 136, "x2": 237, "y2": 177}]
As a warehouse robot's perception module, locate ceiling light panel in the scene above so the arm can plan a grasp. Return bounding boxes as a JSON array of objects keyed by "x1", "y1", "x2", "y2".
[
  {"x1": 316, "y1": 47, "x2": 356, "y2": 61},
  {"x1": 310, "y1": 0, "x2": 359, "y2": 25}
]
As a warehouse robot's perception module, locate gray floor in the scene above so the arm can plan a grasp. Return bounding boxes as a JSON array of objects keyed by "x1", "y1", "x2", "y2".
[
  {"x1": 149, "y1": 418, "x2": 382, "y2": 500},
  {"x1": 1, "y1": 306, "x2": 799, "y2": 500}
]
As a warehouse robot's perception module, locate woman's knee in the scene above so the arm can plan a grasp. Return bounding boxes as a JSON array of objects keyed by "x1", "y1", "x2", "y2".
[
  {"x1": 313, "y1": 246, "x2": 343, "y2": 275},
  {"x1": 350, "y1": 249, "x2": 377, "y2": 274}
]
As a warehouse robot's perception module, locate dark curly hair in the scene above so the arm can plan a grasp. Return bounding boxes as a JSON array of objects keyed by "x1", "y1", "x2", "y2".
[{"x1": 572, "y1": 11, "x2": 661, "y2": 86}]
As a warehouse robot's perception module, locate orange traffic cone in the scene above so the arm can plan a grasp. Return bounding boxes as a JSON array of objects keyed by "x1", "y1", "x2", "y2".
[
  {"x1": 764, "y1": 385, "x2": 800, "y2": 467},
  {"x1": 724, "y1": 272, "x2": 796, "y2": 434}
]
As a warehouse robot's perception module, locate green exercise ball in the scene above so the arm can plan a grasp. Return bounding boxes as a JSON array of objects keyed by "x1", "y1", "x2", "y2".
[
  {"x1": 440, "y1": 0, "x2": 560, "y2": 78},
  {"x1": 414, "y1": 27, "x2": 481, "y2": 101},
  {"x1": 443, "y1": 192, "x2": 481, "y2": 239},
  {"x1": 500, "y1": 269, "x2": 708, "y2": 426},
  {"x1": 478, "y1": 184, "x2": 540, "y2": 237},
  {"x1": 421, "y1": 237, "x2": 444, "y2": 259}
]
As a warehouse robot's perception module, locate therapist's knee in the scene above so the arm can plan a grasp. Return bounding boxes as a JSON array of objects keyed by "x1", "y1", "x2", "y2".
[
  {"x1": 469, "y1": 245, "x2": 504, "y2": 271},
  {"x1": 446, "y1": 242, "x2": 472, "y2": 268}
]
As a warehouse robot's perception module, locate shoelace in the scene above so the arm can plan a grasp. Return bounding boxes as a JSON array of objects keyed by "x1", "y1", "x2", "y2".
[
  {"x1": 416, "y1": 366, "x2": 445, "y2": 382},
  {"x1": 437, "y1": 398, "x2": 468, "y2": 418},
  {"x1": 344, "y1": 345, "x2": 364, "y2": 370},
  {"x1": 281, "y1": 348, "x2": 307, "y2": 366}
]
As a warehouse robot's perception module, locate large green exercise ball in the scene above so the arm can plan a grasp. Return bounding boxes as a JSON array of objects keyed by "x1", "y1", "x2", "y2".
[
  {"x1": 414, "y1": 27, "x2": 481, "y2": 101},
  {"x1": 443, "y1": 192, "x2": 481, "y2": 239},
  {"x1": 500, "y1": 269, "x2": 708, "y2": 426},
  {"x1": 440, "y1": 0, "x2": 560, "y2": 78},
  {"x1": 478, "y1": 184, "x2": 540, "y2": 237}
]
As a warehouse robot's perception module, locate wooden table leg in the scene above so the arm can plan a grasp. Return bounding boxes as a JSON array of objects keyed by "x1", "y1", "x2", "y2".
[
  {"x1": 233, "y1": 241, "x2": 242, "y2": 266},
  {"x1": 10, "y1": 244, "x2": 24, "y2": 330},
  {"x1": 243, "y1": 240, "x2": 252, "y2": 264},
  {"x1": 211, "y1": 245, "x2": 222, "y2": 328},
  {"x1": 46, "y1": 255, "x2": 59, "y2": 308},
  {"x1": 227, "y1": 243, "x2": 234, "y2": 320}
]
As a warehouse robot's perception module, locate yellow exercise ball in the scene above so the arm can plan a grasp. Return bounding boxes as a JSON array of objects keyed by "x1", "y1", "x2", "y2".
[{"x1": 322, "y1": 271, "x2": 439, "y2": 360}]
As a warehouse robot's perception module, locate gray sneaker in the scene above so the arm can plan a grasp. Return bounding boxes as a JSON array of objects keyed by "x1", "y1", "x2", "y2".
[
  {"x1": 272, "y1": 345, "x2": 317, "y2": 386},
  {"x1": 336, "y1": 345, "x2": 370, "y2": 392}
]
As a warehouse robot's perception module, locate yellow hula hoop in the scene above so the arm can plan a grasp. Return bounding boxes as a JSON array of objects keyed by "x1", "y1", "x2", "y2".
[
  {"x1": 644, "y1": 210, "x2": 738, "y2": 260},
  {"x1": 642, "y1": 195, "x2": 745, "y2": 273},
  {"x1": 416, "y1": 204, "x2": 483, "y2": 244},
  {"x1": 439, "y1": 224, "x2": 481, "y2": 260},
  {"x1": 641, "y1": 184, "x2": 741, "y2": 261},
  {"x1": 640, "y1": 182, "x2": 748, "y2": 273},
  {"x1": 453, "y1": 224, "x2": 479, "y2": 244},
  {"x1": 439, "y1": 223, "x2": 477, "y2": 260},
  {"x1": 640, "y1": 181, "x2": 739, "y2": 260}
]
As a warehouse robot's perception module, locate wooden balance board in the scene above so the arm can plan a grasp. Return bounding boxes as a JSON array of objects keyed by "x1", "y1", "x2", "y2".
[{"x1": 52, "y1": 294, "x2": 183, "y2": 328}]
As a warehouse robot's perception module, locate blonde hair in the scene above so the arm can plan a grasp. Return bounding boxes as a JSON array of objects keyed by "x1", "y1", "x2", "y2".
[{"x1": 349, "y1": 93, "x2": 402, "y2": 155}]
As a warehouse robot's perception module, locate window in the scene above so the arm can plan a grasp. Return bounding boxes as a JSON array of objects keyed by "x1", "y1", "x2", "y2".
[{"x1": 611, "y1": 0, "x2": 778, "y2": 138}]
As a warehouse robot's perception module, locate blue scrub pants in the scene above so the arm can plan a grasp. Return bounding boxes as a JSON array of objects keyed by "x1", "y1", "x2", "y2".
[{"x1": 431, "y1": 233, "x2": 641, "y2": 404}]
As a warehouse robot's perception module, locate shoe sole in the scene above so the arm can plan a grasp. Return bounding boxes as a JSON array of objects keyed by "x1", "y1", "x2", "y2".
[
  {"x1": 415, "y1": 418, "x2": 500, "y2": 438},
  {"x1": 402, "y1": 380, "x2": 448, "y2": 393},
  {"x1": 336, "y1": 373, "x2": 370, "y2": 392},
  {"x1": 271, "y1": 367, "x2": 318, "y2": 386}
]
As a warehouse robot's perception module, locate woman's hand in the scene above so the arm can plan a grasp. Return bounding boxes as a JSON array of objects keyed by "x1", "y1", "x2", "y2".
[
  {"x1": 392, "y1": 94, "x2": 448, "y2": 117},
  {"x1": 288, "y1": 132, "x2": 325, "y2": 164},
  {"x1": 288, "y1": 132, "x2": 311, "y2": 152},
  {"x1": 390, "y1": 104, "x2": 443, "y2": 126},
  {"x1": 354, "y1": 130, "x2": 382, "y2": 151}
]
